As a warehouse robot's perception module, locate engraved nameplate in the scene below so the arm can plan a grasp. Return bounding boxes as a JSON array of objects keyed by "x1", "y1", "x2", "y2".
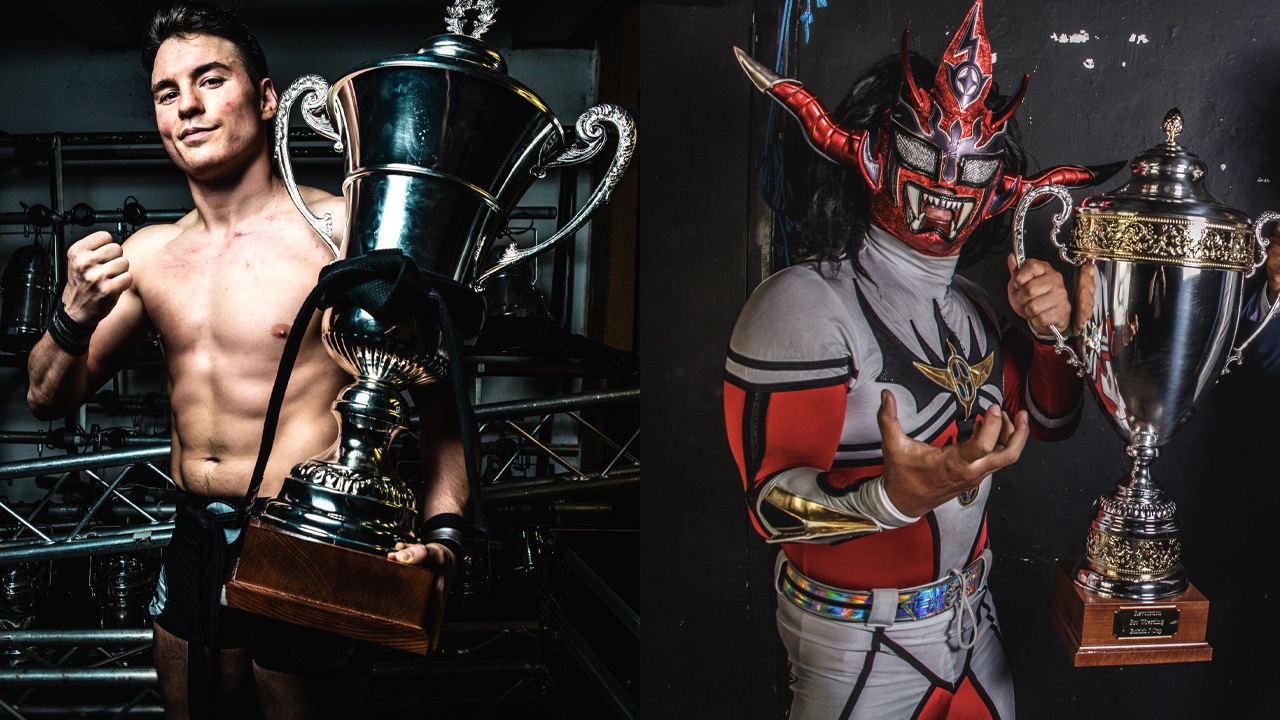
[{"x1": 1113, "y1": 606, "x2": 1180, "y2": 639}]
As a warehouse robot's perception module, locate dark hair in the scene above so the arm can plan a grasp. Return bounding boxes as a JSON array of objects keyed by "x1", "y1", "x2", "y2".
[
  {"x1": 142, "y1": 2, "x2": 269, "y2": 88},
  {"x1": 798, "y1": 52, "x2": 1028, "y2": 273}
]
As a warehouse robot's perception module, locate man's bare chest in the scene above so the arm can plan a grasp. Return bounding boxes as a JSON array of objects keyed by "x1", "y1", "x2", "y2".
[{"x1": 139, "y1": 232, "x2": 327, "y2": 351}]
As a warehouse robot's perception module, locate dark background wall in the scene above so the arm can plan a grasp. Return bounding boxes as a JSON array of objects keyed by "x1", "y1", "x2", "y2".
[{"x1": 640, "y1": 0, "x2": 1280, "y2": 717}]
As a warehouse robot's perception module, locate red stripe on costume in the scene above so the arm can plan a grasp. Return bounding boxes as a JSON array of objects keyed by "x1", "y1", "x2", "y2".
[
  {"x1": 950, "y1": 675, "x2": 998, "y2": 720},
  {"x1": 916, "y1": 686, "x2": 953, "y2": 720},
  {"x1": 1001, "y1": 332, "x2": 1081, "y2": 440},
  {"x1": 756, "y1": 384, "x2": 847, "y2": 481},
  {"x1": 970, "y1": 516, "x2": 989, "y2": 565},
  {"x1": 724, "y1": 382, "x2": 749, "y2": 490}
]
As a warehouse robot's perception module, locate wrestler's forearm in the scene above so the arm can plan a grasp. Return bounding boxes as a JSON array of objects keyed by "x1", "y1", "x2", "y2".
[
  {"x1": 26, "y1": 334, "x2": 91, "y2": 420},
  {"x1": 418, "y1": 431, "x2": 469, "y2": 518}
]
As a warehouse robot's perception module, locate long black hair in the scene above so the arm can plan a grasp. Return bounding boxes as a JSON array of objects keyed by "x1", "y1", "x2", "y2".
[{"x1": 797, "y1": 52, "x2": 1028, "y2": 273}]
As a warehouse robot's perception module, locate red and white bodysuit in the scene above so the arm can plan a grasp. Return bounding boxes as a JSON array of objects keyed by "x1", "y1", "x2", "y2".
[{"x1": 724, "y1": 225, "x2": 1082, "y2": 719}]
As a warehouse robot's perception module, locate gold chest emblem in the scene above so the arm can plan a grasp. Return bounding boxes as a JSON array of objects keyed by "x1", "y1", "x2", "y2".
[{"x1": 912, "y1": 340, "x2": 994, "y2": 420}]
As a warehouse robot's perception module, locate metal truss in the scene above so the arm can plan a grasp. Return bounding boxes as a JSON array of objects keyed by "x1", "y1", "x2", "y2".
[
  {"x1": 474, "y1": 388, "x2": 640, "y2": 497},
  {"x1": 0, "y1": 388, "x2": 638, "y2": 716},
  {"x1": 0, "y1": 447, "x2": 176, "y2": 565}
]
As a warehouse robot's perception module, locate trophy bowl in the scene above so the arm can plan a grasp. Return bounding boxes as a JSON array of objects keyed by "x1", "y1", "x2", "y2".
[
  {"x1": 1014, "y1": 109, "x2": 1280, "y2": 603},
  {"x1": 224, "y1": 6, "x2": 635, "y2": 652}
]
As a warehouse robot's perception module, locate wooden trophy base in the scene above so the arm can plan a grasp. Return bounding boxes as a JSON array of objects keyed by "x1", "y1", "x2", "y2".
[
  {"x1": 224, "y1": 517, "x2": 435, "y2": 654},
  {"x1": 1048, "y1": 561, "x2": 1211, "y2": 666}
]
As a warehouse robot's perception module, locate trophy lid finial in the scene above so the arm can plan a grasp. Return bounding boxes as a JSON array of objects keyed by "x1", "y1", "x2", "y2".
[
  {"x1": 1163, "y1": 108, "x2": 1184, "y2": 146},
  {"x1": 445, "y1": 0, "x2": 498, "y2": 40}
]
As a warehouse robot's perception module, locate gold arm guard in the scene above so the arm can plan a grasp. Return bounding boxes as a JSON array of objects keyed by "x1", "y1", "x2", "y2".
[{"x1": 761, "y1": 485, "x2": 881, "y2": 543}]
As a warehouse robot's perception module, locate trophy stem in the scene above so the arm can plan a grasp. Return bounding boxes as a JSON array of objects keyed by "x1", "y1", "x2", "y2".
[
  {"x1": 1074, "y1": 443, "x2": 1188, "y2": 600},
  {"x1": 257, "y1": 377, "x2": 418, "y2": 554}
]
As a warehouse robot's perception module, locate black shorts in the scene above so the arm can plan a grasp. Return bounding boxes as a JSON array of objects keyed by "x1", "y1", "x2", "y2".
[{"x1": 149, "y1": 492, "x2": 374, "y2": 677}]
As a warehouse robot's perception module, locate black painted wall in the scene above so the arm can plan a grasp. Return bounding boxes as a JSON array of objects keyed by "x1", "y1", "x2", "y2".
[{"x1": 640, "y1": 0, "x2": 1280, "y2": 717}]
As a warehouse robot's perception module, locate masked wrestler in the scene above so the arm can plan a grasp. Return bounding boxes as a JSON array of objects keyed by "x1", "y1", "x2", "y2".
[
  {"x1": 25, "y1": 3, "x2": 466, "y2": 718},
  {"x1": 724, "y1": 2, "x2": 1110, "y2": 718}
]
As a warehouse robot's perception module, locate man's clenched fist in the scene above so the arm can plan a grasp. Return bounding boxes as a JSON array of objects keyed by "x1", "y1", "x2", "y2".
[{"x1": 63, "y1": 232, "x2": 132, "y2": 325}]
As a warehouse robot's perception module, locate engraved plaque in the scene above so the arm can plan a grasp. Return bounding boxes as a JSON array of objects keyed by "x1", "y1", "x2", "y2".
[{"x1": 1113, "y1": 606, "x2": 1180, "y2": 639}]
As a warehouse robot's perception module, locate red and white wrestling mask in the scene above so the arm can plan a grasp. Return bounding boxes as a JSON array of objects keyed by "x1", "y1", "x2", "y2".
[
  {"x1": 733, "y1": 0, "x2": 1116, "y2": 259},
  {"x1": 869, "y1": 0, "x2": 1022, "y2": 255}
]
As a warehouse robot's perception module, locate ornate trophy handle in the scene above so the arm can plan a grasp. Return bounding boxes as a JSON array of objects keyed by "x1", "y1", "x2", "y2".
[
  {"x1": 1223, "y1": 210, "x2": 1280, "y2": 373},
  {"x1": 1012, "y1": 184, "x2": 1086, "y2": 374},
  {"x1": 471, "y1": 104, "x2": 637, "y2": 291},
  {"x1": 275, "y1": 75, "x2": 343, "y2": 258}
]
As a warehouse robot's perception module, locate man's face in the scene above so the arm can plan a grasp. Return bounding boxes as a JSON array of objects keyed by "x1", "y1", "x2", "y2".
[{"x1": 150, "y1": 34, "x2": 276, "y2": 183}]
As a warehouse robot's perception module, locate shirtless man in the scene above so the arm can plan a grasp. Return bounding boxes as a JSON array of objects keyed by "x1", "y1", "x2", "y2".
[{"x1": 26, "y1": 3, "x2": 465, "y2": 718}]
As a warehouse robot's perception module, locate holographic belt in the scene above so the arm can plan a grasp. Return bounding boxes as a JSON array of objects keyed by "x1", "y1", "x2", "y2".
[{"x1": 778, "y1": 557, "x2": 986, "y2": 623}]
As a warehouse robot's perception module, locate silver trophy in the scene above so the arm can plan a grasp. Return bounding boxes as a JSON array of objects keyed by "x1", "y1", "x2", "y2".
[
  {"x1": 1014, "y1": 109, "x2": 1280, "y2": 601},
  {"x1": 257, "y1": 7, "x2": 635, "y2": 555}
]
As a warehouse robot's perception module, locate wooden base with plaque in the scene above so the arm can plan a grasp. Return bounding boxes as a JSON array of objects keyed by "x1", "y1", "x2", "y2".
[
  {"x1": 1048, "y1": 561, "x2": 1211, "y2": 666},
  {"x1": 224, "y1": 517, "x2": 435, "y2": 655}
]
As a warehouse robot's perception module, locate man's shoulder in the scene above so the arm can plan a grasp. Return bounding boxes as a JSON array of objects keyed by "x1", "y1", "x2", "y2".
[
  {"x1": 297, "y1": 186, "x2": 342, "y2": 216},
  {"x1": 120, "y1": 212, "x2": 196, "y2": 256}
]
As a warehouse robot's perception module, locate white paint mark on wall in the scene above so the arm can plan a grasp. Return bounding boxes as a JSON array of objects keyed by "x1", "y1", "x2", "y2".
[
  {"x1": 992, "y1": 52, "x2": 998, "y2": 63},
  {"x1": 1051, "y1": 30, "x2": 1090, "y2": 43},
  {"x1": 1221, "y1": 164, "x2": 1227, "y2": 171},
  {"x1": 1259, "y1": 177, "x2": 1271, "y2": 183},
  {"x1": 1128, "y1": 33, "x2": 1150, "y2": 44},
  {"x1": 1122, "y1": 61, "x2": 1127, "y2": 67},
  {"x1": 1083, "y1": 58, "x2": 1095, "y2": 69}
]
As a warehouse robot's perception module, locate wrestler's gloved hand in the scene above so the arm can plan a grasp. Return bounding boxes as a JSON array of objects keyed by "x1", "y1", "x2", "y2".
[
  {"x1": 388, "y1": 541, "x2": 459, "y2": 652},
  {"x1": 1265, "y1": 224, "x2": 1280, "y2": 306},
  {"x1": 1006, "y1": 253, "x2": 1095, "y2": 338},
  {"x1": 877, "y1": 390, "x2": 1029, "y2": 517},
  {"x1": 63, "y1": 231, "x2": 132, "y2": 325}
]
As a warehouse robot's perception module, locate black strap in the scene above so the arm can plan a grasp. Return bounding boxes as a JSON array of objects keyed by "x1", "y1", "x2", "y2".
[{"x1": 183, "y1": 499, "x2": 240, "y2": 720}]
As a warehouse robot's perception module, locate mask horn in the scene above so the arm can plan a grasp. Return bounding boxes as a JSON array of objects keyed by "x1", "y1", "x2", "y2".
[
  {"x1": 990, "y1": 74, "x2": 1029, "y2": 128},
  {"x1": 901, "y1": 30, "x2": 928, "y2": 110}
]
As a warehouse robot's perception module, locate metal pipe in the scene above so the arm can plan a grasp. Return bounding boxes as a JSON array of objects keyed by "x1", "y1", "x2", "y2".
[
  {"x1": 0, "y1": 668, "x2": 157, "y2": 685},
  {"x1": 0, "y1": 447, "x2": 169, "y2": 481},
  {"x1": 0, "y1": 526, "x2": 173, "y2": 563},
  {"x1": 471, "y1": 388, "x2": 638, "y2": 422},
  {"x1": 0, "y1": 622, "x2": 533, "y2": 647},
  {"x1": 0, "y1": 211, "x2": 187, "y2": 228},
  {"x1": 0, "y1": 629, "x2": 152, "y2": 645},
  {"x1": 560, "y1": 547, "x2": 639, "y2": 637},
  {"x1": 5, "y1": 704, "x2": 163, "y2": 717},
  {"x1": 552, "y1": 612, "x2": 638, "y2": 720},
  {"x1": 599, "y1": 426, "x2": 640, "y2": 478},
  {"x1": 481, "y1": 468, "x2": 639, "y2": 503}
]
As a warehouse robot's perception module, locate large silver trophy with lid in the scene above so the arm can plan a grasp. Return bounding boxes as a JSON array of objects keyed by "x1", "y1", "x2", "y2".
[
  {"x1": 1017, "y1": 109, "x2": 1279, "y2": 664},
  {"x1": 224, "y1": 1, "x2": 635, "y2": 653}
]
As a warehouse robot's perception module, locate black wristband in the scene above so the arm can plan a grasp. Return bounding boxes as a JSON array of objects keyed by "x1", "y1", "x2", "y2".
[
  {"x1": 424, "y1": 535, "x2": 463, "y2": 560},
  {"x1": 47, "y1": 301, "x2": 96, "y2": 357},
  {"x1": 420, "y1": 512, "x2": 467, "y2": 532},
  {"x1": 418, "y1": 512, "x2": 467, "y2": 560}
]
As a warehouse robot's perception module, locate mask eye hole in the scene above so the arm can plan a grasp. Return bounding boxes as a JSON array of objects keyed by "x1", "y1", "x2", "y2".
[
  {"x1": 893, "y1": 132, "x2": 940, "y2": 176},
  {"x1": 959, "y1": 156, "x2": 1002, "y2": 186}
]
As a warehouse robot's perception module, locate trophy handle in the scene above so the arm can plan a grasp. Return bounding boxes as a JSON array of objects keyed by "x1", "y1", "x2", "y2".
[
  {"x1": 1222, "y1": 210, "x2": 1280, "y2": 372},
  {"x1": 275, "y1": 75, "x2": 343, "y2": 259},
  {"x1": 1012, "y1": 184, "x2": 1086, "y2": 374},
  {"x1": 471, "y1": 104, "x2": 637, "y2": 291}
]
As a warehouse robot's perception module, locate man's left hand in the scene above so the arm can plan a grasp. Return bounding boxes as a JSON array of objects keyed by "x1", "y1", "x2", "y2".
[
  {"x1": 1007, "y1": 253, "x2": 1094, "y2": 337},
  {"x1": 388, "y1": 542, "x2": 459, "y2": 651}
]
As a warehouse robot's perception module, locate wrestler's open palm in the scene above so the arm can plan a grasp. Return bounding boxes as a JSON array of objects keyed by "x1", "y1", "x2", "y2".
[
  {"x1": 877, "y1": 390, "x2": 1030, "y2": 517},
  {"x1": 64, "y1": 231, "x2": 132, "y2": 325},
  {"x1": 389, "y1": 541, "x2": 458, "y2": 652}
]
